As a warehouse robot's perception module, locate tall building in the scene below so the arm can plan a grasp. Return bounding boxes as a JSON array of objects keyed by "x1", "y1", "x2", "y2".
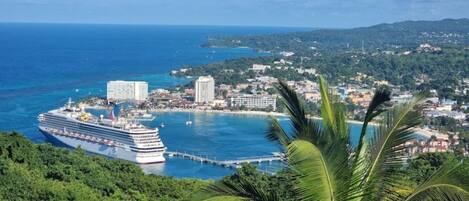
[
  {"x1": 107, "y1": 81, "x2": 148, "y2": 101},
  {"x1": 230, "y1": 94, "x2": 277, "y2": 111},
  {"x1": 195, "y1": 76, "x2": 215, "y2": 103}
]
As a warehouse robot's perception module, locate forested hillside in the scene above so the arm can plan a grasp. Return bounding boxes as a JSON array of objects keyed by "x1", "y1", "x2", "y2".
[
  {"x1": 0, "y1": 132, "x2": 207, "y2": 201},
  {"x1": 204, "y1": 19, "x2": 469, "y2": 54}
]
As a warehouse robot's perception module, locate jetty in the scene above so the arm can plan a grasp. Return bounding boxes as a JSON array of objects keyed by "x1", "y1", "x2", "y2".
[{"x1": 164, "y1": 151, "x2": 285, "y2": 170}]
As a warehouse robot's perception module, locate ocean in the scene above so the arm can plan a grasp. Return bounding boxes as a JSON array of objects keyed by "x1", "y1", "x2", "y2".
[{"x1": 0, "y1": 23, "x2": 361, "y2": 179}]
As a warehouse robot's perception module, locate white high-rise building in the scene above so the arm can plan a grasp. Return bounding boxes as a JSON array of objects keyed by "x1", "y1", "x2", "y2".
[
  {"x1": 107, "y1": 81, "x2": 148, "y2": 101},
  {"x1": 195, "y1": 76, "x2": 215, "y2": 103}
]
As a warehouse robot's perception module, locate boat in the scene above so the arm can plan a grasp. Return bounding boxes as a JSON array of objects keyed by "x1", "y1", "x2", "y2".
[
  {"x1": 38, "y1": 98, "x2": 166, "y2": 164},
  {"x1": 128, "y1": 110, "x2": 156, "y2": 122},
  {"x1": 160, "y1": 122, "x2": 165, "y2": 128},
  {"x1": 185, "y1": 112, "x2": 193, "y2": 125}
]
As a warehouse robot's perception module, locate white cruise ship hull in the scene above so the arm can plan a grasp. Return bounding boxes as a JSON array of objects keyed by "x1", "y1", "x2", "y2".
[{"x1": 39, "y1": 127, "x2": 165, "y2": 164}]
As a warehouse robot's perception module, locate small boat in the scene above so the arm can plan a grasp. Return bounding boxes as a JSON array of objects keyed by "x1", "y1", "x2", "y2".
[
  {"x1": 160, "y1": 122, "x2": 165, "y2": 128},
  {"x1": 185, "y1": 112, "x2": 192, "y2": 126}
]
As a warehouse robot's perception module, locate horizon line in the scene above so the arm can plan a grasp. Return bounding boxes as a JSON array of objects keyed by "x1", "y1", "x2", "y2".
[
  {"x1": 1, "y1": 17, "x2": 467, "y2": 30},
  {"x1": 0, "y1": 21, "x2": 317, "y2": 29}
]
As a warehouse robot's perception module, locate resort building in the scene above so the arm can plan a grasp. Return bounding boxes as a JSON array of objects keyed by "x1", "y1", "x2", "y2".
[
  {"x1": 107, "y1": 81, "x2": 148, "y2": 102},
  {"x1": 195, "y1": 76, "x2": 215, "y2": 103},
  {"x1": 230, "y1": 94, "x2": 277, "y2": 111},
  {"x1": 250, "y1": 64, "x2": 271, "y2": 73}
]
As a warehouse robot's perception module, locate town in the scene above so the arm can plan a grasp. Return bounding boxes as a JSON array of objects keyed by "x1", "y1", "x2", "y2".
[{"x1": 82, "y1": 52, "x2": 469, "y2": 159}]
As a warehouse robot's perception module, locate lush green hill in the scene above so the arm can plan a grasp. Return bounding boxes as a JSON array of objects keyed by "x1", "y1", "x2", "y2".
[
  {"x1": 0, "y1": 132, "x2": 208, "y2": 201},
  {"x1": 204, "y1": 19, "x2": 469, "y2": 54},
  {"x1": 174, "y1": 47, "x2": 469, "y2": 101}
]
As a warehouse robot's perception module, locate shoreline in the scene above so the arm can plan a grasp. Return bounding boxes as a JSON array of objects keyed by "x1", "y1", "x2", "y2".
[
  {"x1": 83, "y1": 104, "x2": 443, "y2": 139},
  {"x1": 148, "y1": 108, "x2": 287, "y2": 117},
  {"x1": 149, "y1": 109, "x2": 443, "y2": 139}
]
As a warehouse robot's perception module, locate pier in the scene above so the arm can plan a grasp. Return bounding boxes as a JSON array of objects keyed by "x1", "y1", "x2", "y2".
[{"x1": 164, "y1": 151, "x2": 285, "y2": 170}]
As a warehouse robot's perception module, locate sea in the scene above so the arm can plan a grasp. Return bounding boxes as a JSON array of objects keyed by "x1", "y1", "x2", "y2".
[{"x1": 0, "y1": 23, "x2": 368, "y2": 179}]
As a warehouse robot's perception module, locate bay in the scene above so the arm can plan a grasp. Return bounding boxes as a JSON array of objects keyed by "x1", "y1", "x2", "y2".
[{"x1": 0, "y1": 23, "x2": 328, "y2": 179}]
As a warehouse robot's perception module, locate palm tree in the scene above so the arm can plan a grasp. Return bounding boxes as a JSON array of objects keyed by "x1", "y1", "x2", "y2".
[{"x1": 202, "y1": 76, "x2": 469, "y2": 201}]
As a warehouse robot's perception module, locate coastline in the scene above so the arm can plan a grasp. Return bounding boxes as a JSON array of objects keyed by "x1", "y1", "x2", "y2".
[
  {"x1": 149, "y1": 108, "x2": 443, "y2": 139},
  {"x1": 82, "y1": 104, "x2": 443, "y2": 139},
  {"x1": 148, "y1": 108, "x2": 287, "y2": 117}
]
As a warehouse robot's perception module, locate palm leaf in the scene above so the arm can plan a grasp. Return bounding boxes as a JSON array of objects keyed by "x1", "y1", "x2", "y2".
[
  {"x1": 267, "y1": 80, "x2": 323, "y2": 145},
  {"x1": 287, "y1": 140, "x2": 336, "y2": 201},
  {"x1": 403, "y1": 159, "x2": 469, "y2": 201},
  {"x1": 266, "y1": 116, "x2": 291, "y2": 147},
  {"x1": 354, "y1": 88, "x2": 391, "y2": 161},
  {"x1": 275, "y1": 80, "x2": 310, "y2": 138},
  {"x1": 202, "y1": 171, "x2": 280, "y2": 201},
  {"x1": 318, "y1": 76, "x2": 339, "y2": 137},
  {"x1": 203, "y1": 196, "x2": 248, "y2": 201},
  {"x1": 362, "y1": 93, "x2": 426, "y2": 198},
  {"x1": 348, "y1": 89, "x2": 391, "y2": 201}
]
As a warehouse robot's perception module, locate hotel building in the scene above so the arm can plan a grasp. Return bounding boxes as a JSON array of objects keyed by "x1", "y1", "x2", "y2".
[
  {"x1": 195, "y1": 76, "x2": 215, "y2": 103},
  {"x1": 107, "y1": 81, "x2": 148, "y2": 102}
]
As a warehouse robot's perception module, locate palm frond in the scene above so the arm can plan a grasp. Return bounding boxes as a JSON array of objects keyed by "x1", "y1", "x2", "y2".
[
  {"x1": 348, "y1": 88, "x2": 391, "y2": 201},
  {"x1": 202, "y1": 168, "x2": 281, "y2": 201},
  {"x1": 275, "y1": 80, "x2": 309, "y2": 138},
  {"x1": 362, "y1": 93, "x2": 426, "y2": 198},
  {"x1": 203, "y1": 196, "x2": 248, "y2": 201},
  {"x1": 318, "y1": 76, "x2": 338, "y2": 136},
  {"x1": 270, "y1": 80, "x2": 323, "y2": 144},
  {"x1": 355, "y1": 88, "x2": 391, "y2": 159},
  {"x1": 287, "y1": 140, "x2": 336, "y2": 201},
  {"x1": 269, "y1": 78, "x2": 356, "y2": 201},
  {"x1": 266, "y1": 116, "x2": 291, "y2": 147},
  {"x1": 403, "y1": 159, "x2": 469, "y2": 201}
]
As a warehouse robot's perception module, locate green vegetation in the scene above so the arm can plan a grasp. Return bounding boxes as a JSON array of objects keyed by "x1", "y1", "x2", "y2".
[
  {"x1": 204, "y1": 19, "x2": 469, "y2": 54},
  {"x1": 1, "y1": 76, "x2": 468, "y2": 201},
  {"x1": 174, "y1": 47, "x2": 469, "y2": 101},
  {"x1": 195, "y1": 164, "x2": 297, "y2": 201},
  {"x1": 176, "y1": 19, "x2": 469, "y2": 101},
  {"x1": 0, "y1": 132, "x2": 208, "y2": 201},
  {"x1": 202, "y1": 77, "x2": 469, "y2": 200}
]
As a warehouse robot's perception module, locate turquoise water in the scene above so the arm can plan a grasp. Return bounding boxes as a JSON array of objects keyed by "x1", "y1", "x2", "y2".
[
  {"x1": 143, "y1": 112, "x2": 367, "y2": 178},
  {"x1": 0, "y1": 23, "x2": 342, "y2": 179}
]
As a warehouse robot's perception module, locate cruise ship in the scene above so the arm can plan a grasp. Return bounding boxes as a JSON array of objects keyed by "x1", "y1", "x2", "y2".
[{"x1": 38, "y1": 99, "x2": 166, "y2": 164}]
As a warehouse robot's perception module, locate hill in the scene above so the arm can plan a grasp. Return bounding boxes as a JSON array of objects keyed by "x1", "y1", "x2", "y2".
[
  {"x1": 203, "y1": 19, "x2": 469, "y2": 54},
  {"x1": 0, "y1": 132, "x2": 207, "y2": 201}
]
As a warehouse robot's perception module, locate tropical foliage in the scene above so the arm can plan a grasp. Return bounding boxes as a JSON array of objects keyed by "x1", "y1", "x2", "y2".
[
  {"x1": 203, "y1": 76, "x2": 469, "y2": 201},
  {"x1": 0, "y1": 132, "x2": 208, "y2": 201}
]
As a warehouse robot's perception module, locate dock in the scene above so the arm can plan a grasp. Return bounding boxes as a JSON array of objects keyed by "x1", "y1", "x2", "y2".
[{"x1": 164, "y1": 151, "x2": 285, "y2": 170}]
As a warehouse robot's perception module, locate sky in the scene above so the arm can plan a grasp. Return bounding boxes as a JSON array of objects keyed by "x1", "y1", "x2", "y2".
[{"x1": 1, "y1": 0, "x2": 469, "y2": 28}]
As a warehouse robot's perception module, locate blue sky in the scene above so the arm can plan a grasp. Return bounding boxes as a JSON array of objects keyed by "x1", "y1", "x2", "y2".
[{"x1": 1, "y1": 0, "x2": 468, "y2": 28}]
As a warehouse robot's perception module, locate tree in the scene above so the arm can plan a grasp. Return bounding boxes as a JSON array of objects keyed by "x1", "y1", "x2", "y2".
[
  {"x1": 0, "y1": 132, "x2": 209, "y2": 201},
  {"x1": 203, "y1": 76, "x2": 469, "y2": 201}
]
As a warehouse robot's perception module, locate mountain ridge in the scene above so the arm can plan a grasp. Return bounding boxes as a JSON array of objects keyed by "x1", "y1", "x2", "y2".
[{"x1": 204, "y1": 18, "x2": 469, "y2": 54}]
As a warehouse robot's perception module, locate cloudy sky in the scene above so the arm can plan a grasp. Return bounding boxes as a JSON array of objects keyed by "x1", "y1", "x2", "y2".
[{"x1": 1, "y1": 0, "x2": 468, "y2": 28}]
